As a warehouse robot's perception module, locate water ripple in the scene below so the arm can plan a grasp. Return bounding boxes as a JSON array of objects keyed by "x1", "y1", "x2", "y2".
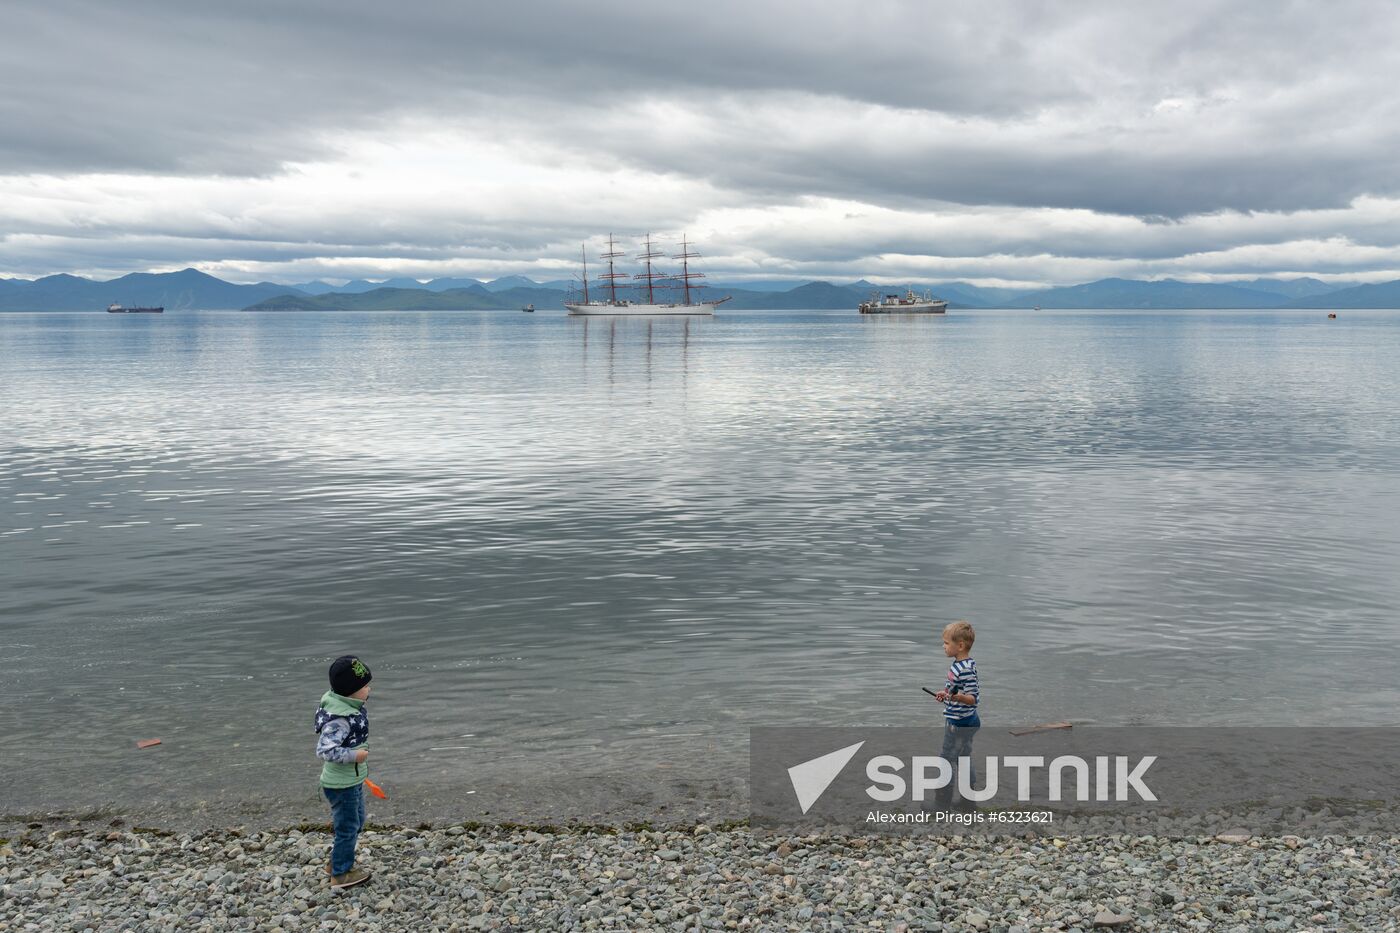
[{"x1": 2, "y1": 308, "x2": 1399, "y2": 816}]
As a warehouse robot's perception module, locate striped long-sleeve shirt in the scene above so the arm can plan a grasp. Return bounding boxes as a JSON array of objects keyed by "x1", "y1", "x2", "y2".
[
  {"x1": 943, "y1": 658, "x2": 979, "y2": 722},
  {"x1": 315, "y1": 718, "x2": 360, "y2": 765}
]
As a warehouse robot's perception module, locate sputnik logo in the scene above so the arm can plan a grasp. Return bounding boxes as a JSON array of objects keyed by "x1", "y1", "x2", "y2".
[{"x1": 787, "y1": 741, "x2": 865, "y2": 814}]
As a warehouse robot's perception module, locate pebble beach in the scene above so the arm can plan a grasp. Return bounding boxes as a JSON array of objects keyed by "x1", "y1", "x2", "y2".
[{"x1": 3, "y1": 819, "x2": 1398, "y2": 932}]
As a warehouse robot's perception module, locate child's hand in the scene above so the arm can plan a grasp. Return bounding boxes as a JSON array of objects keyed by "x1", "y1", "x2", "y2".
[
  {"x1": 355, "y1": 750, "x2": 369, "y2": 764},
  {"x1": 934, "y1": 690, "x2": 949, "y2": 702}
]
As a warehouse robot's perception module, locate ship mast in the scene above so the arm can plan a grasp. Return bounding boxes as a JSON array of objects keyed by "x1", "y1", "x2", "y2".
[
  {"x1": 599, "y1": 232, "x2": 627, "y2": 303},
  {"x1": 672, "y1": 234, "x2": 705, "y2": 306},
  {"x1": 635, "y1": 233, "x2": 664, "y2": 304},
  {"x1": 580, "y1": 243, "x2": 590, "y2": 304}
]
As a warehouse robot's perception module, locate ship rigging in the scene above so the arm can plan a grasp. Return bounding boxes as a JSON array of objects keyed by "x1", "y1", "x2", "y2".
[{"x1": 565, "y1": 233, "x2": 729, "y2": 316}]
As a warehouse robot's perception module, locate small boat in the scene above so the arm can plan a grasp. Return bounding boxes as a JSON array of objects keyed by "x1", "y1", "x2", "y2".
[
  {"x1": 522, "y1": 304, "x2": 535, "y2": 313},
  {"x1": 107, "y1": 303, "x2": 163, "y2": 313},
  {"x1": 858, "y1": 289, "x2": 947, "y2": 314},
  {"x1": 1327, "y1": 312, "x2": 1337, "y2": 319}
]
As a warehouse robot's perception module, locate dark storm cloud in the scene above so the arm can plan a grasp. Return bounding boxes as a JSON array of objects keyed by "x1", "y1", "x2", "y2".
[
  {"x1": 6, "y1": 0, "x2": 1399, "y2": 217},
  {"x1": 605, "y1": 120, "x2": 1400, "y2": 219},
  {"x1": 5, "y1": 0, "x2": 1400, "y2": 283},
  {"x1": 3, "y1": 0, "x2": 1085, "y2": 171}
]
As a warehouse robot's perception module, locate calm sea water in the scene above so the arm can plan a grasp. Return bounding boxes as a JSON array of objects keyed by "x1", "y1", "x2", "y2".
[{"x1": 3, "y1": 308, "x2": 1399, "y2": 825}]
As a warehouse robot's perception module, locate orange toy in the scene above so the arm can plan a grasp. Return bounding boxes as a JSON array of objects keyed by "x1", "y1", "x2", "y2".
[{"x1": 365, "y1": 778, "x2": 388, "y2": 799}]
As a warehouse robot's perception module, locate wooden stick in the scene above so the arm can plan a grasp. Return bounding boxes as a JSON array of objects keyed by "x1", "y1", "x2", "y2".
[{"x1": 1008, "y1": 722, "x2": 1072, "y2": 737}]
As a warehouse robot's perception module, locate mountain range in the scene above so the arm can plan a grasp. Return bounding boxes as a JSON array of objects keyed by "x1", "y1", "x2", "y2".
[
  {"x1": 3, "y1": 269, "x2": 1399, "y2": 311},
  {"x1": 0, "y1": 268, "x2": 299, "y2": 311},
  {"x1": 284, "y1": 274, "x2": 575, "y2": 295}
]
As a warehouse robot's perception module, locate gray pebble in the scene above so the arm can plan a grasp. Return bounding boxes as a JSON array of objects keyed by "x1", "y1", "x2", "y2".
[{"x1": 3, "y1": 821, "x2": 1396, "y2": 931}]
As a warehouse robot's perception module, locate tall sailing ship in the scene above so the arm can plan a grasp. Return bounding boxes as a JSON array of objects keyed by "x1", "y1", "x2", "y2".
[{"x1": 565, "y1": 233, "x2": 729, "y2": 316}]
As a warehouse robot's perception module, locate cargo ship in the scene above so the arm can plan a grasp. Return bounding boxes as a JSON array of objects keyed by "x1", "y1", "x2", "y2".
[
  {"x1": 106, "y1": 303, "x2": 163, "y2": 313},
  {"x1": 565, "y1": 233, "x2": 729, "y2": 316},
  {"x1": 858, "y1": 290, "x2": 947, "y2": 314}
]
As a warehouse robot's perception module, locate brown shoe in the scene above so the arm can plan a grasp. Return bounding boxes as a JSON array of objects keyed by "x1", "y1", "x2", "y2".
[{"x1": 330, "y1": 866, "x2": 371, "y2": 889}]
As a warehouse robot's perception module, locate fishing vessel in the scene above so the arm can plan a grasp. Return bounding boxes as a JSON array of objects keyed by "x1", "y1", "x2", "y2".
[
  {"x1": 565, "y1": 234, "x2": 729, "y2": 316},
  {"x1": 521, "y1": 304, "x2": 535, "y2": 313},
  {"x1": 858, "y1": 290, "x2": 947, "y2": 314},
  {"x1": 106, "y1": 303, "x2": 163, "y2": 313}
]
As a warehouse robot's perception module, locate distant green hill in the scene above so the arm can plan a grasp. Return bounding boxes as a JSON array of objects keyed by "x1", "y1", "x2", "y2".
[
  {"x1": 1284, "y1": 279, "x2": 1400, "y2": 308},
  {"x1": 723, "y1": 282, "x2": 863, "y2": 309},
  {"x1": 722, "y1": 281, "x2": 977, "y2": 310},
  {"x1": 248, "y1": 280, "x2": 940, "y2": 311},
  {"x1": 245, "y1": 285, "x2": 564, "y2": 311},
  {"x1": 0, "y1": 268, "x2": 303, "y2": 311},
  {"x1": 1009, "y1": 278, "x2": 1286, "y2": 309},
  {"x1": 3, "y1": 268, "x2": 1380, "y2": 313},
  {"x1": 482, "y1": 275, "x2": 543, "y2": 293},
  {"x1": 284, "y1": 276, "x2": 490, "y2": 295},
  {"x1": 1240, "y1": 277, "x2": 1337, "y2": 299}
]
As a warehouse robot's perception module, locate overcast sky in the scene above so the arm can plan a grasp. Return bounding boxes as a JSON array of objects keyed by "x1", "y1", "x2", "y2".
[{"x1": 5, "y1": 0, "x2": 1400, "y2": 287}]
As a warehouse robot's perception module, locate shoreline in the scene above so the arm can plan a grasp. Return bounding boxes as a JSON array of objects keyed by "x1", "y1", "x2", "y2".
[
  {"x1": 0, "y1": 771, "x2": 750, "y2": 839},
  {"x1": 4, "y1": 816, "x2": 1397, "y2": 931}
]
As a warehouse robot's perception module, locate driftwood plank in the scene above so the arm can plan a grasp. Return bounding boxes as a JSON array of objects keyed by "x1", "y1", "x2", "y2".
[{"x1": 1008, "y1": 722, "x2": 1072, "y2": 737}]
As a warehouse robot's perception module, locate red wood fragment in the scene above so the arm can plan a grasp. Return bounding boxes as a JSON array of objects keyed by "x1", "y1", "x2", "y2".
[{"x1": 136, "y1": 738, "x2": 162, "y2": 749}]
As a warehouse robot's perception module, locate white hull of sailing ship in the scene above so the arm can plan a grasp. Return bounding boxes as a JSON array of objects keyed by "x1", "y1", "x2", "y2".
[{"x1": 565, "y1": 300, "x2": 715, "y2": 316}]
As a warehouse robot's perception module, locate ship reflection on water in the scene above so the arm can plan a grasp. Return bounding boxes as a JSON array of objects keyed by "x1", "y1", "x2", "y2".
[{"x1": 571, "y1": 314, "x2": 698, "y2": 390}]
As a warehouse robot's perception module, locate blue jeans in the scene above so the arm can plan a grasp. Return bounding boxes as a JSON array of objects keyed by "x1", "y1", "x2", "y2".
[
  {"x1": 324, "y1": 783, "x2": 366, "y2": 875},
  {"x1": 940, "y1": 713, "x2": 981, "y2": 802}
]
